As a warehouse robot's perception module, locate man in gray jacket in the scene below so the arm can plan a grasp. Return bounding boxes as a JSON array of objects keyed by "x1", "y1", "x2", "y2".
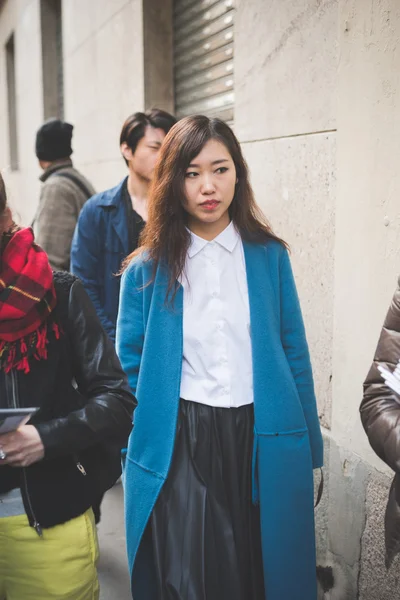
[{"x1": 33, "y1": 118, "x2": 95, "y2": 271}]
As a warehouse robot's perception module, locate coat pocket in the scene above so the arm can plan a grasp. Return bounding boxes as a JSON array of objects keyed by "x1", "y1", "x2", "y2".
[{"x1": 251, "y1": 427, "x2": 311, "y2": 507}]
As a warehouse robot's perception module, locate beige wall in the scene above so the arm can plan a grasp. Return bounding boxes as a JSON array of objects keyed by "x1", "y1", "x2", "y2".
[
  {"x1": 0, "y1": 0, "x2": 43, "y2": 225},
  {"x1": 62, "y1": 0, "x2": 145, "y2": 194},
  {"x1": 0, "y1": 0, "x2": 146, "y2": 225},
  {"x1": 333, "y1": 0, "x2": 400, "y2": 473},
  {"x1": 236, "y1": 0, "x2": 400, "y2": 476},
  {"x1": 235, "y1": 0, "x2": 338, "y2": 430},
  {"x1": 142, "y1": 0, "x2": 173, "y2": 113},
  {"x1": 235, "y1": 0, "x2": 337, "y2": 141}
]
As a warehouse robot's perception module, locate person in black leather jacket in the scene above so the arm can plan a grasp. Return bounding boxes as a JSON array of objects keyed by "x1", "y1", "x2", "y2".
[{"x1": 0, "y1": 174, "x2": 135, "y2": 600}]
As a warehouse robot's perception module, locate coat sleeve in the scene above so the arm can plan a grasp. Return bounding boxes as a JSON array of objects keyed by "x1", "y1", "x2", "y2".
[
  {"x1": 360, "y1": 282, "x2": 400, "y2": 473},
  {"x1": 35, "y1": 280, "x2": 136, "y2": 459},
  {"x1": 71, "y1": 201, "x2": 116, "y2": 341},
  {"x1": 279, "y1": 248, "x2": 324, "y2": 469},
  {"x1": 115, "y1": 265, "x2": 144, "y2": 397},
  {"x1": 34, "y1": 182, "x2": 77, "y2": 271}
]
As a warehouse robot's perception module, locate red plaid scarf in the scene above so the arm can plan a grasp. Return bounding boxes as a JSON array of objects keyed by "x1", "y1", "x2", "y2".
[{"x1": 0, "y1": 228, "x2": 60, "y2": 373}]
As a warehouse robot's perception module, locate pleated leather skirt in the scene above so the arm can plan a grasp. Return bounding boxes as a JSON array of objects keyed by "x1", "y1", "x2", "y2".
[{"x1": 149, "y1": 399, "x2": 265, "y2": 600}]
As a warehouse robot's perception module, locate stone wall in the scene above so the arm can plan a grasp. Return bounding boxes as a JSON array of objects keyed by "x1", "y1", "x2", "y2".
[
  {"x1": 62, "y1": 0, "x2": 145, "y2": 197},
  {"x1": 0, "y1": 0, "x2": 150, "y2": 223}
]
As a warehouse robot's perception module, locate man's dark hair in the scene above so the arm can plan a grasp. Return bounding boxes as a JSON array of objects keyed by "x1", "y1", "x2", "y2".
[{"x1": 119, "y1": 108, "x2": 177, "y2": 165}]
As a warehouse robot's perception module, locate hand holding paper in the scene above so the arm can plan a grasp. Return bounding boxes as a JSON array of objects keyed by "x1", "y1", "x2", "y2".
[
  {"x1": 0, "y1": 408, "x2": 38, "y2": 435},
  {"x1": 0, "y1": 424, "x2": 44, "y2": 467}
]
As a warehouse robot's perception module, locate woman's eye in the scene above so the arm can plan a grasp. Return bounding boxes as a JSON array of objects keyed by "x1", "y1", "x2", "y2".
[
  {"x1": 216, "y1": 167, "x2": 228, "y2": 174},
  {"x1": 185, "y1": 171, "x2": 198, "y2": 178}
]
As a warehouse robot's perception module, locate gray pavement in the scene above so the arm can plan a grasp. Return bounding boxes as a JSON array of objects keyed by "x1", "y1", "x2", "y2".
[{"x1": 97, "y1": 483, "x2": 131, "y2": 600}]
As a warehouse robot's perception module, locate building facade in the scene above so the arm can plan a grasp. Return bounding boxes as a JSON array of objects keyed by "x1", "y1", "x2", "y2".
[{"x1": 1, "y1": 0, "x2": 400, "y2": 597}]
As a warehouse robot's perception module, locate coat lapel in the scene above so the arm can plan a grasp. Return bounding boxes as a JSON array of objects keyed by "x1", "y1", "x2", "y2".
[
  {"x1": 242, "y1": 240, "x2": 275, "y2": 330},
  {"x1": 100, "y1": 178, "x2": 129, "y2": 253},
  {"x1": 111, "y1": 192, "x2": 129, "y2": 254},
  {"x1": 243, "y1": 241, "x2": 280, "y2": 419},
  {"x1": 132, "y1": 262, "x2": 183, "y2": 477}
]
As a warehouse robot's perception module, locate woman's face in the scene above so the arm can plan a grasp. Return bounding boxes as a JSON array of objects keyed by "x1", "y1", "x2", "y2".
[{"x1": 183, "y1": 139, "x2": 236, "y2": 236}]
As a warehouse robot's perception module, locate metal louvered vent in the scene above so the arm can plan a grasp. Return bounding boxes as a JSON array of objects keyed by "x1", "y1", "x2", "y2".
[{"x1": 173, "y1": 0, "x2": 235, "y2": 123}]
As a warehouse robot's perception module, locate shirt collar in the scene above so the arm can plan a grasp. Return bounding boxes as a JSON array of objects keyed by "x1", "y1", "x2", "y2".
[{"x1": 187, "y1": 222, "x2": 240, "y2": 259}]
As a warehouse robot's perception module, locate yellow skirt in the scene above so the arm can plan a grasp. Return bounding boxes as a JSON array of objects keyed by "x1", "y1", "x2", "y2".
[{"x1": 0, "y1": 508, "x2": 99, "y2": 600}]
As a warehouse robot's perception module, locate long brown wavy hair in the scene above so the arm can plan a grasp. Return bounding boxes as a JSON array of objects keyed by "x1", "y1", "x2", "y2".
[{"x1": 123, "y1": 115, "x2": 287, "y2": 298}]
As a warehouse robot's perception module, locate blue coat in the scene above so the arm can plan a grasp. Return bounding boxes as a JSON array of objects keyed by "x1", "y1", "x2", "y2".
[
  {"x1": 116, "y1": 238, "x2": 324, "y2": 600},
  {"x1": 71, "y1": 178, "x2": 128, "y2": 342}
]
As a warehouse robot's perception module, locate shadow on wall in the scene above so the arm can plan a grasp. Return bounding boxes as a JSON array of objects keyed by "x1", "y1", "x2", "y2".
[
  {"x1": 317, "y1": 563, "x2": 354, "y2": 600},
  {"x1": 317, "y1": 566, "x2": 334, "y2": 593}
]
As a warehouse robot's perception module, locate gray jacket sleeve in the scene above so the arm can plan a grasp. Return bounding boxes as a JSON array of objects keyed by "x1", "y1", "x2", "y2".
[{"x1": 34, "y1": 181, "x2": 79, "y2": 270}]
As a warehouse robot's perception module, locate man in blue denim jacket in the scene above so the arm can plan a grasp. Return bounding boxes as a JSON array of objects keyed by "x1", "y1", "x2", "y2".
[{"x1": 71, "y1": 109, "x2": 176, "y2": 342}]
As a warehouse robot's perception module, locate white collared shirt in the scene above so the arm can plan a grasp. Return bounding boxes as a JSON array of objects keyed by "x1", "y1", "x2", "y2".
[{"x1": 179, "y1": 222, "x2": 254, "y2": 408}]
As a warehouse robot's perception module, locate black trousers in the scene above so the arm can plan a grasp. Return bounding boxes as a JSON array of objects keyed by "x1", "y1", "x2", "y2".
[{"x1": 150, "y1": 399, "x2": 265, "y2": 600}]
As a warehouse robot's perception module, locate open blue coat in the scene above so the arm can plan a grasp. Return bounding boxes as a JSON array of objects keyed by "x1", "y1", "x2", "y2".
[{"x1": 116, "y1": 238, "x2": 324, "y2": 600}]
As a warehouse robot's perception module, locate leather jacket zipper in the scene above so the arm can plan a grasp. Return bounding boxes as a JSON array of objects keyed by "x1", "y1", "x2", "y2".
[
  {"x1": 73, "y1": 454, "x2": 87, "y2": 476},
  {"x1": 76, "y1": 462, "x2": 87, "y2": 475},
  {"x1": 9, "y1": 370, "x2": 43, "y2": 537},
  {"x1": 22, "y1": 468, "x2": 42, "y2": 536},
  {"x1": 9, "y1": 370, "x2": 17, "y2": 408}
]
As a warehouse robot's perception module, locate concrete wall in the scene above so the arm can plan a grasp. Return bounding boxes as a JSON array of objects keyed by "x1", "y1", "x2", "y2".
[
  {"x1": 334, "y1": 0, "x2": 400, "y2": 471},
  {"x1": 235, "y1": 0, "x2": 337, "y2": 429},
  {"x1": 62, "y1": 0, "x2": 145, "y2": 196},
  {"x1": 0, "y1": 0, "x2": 43, "y2": 224},
  {"x1": 331, "y1": 1, "x2": 400, "y2": 594},
  {"x1": 142, "y1": 0, "x2": 173, "y2": 113},
  {"x1": 0, "y1": 0, "x2": 146, "y2": 225}
]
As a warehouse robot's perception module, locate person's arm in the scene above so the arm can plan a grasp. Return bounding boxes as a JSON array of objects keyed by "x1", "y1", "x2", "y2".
[
  {"x1": 360, "y1": 282, "x2": 400, "y2": 472},
  {"x1": 34, "y1": 280, "x2": 136, "y2": 459},
  {"x1": 279, "y1": 247, "x2": 324, "y2": 469},
  {"x1": 34, "y1": 182, "x2": 77, "y2": 271},
  {"x1": 116, "y1": 264, "x2": 145, "y2": 397},
  {"x1": 71, "y1": 201, "x2": 116, "y2": 341}
]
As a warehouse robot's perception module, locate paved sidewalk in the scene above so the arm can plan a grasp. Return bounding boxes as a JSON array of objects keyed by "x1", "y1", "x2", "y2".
[{"x1": 98, "y1": 483, "x2": 131, "y2": 599}]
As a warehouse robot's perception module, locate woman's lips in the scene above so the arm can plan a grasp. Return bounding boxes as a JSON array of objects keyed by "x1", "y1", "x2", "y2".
[{"x1": 200, "y1": 200, "x2": 220, "y2": 210}]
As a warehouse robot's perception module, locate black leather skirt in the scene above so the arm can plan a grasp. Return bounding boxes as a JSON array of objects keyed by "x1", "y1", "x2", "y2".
[{"x1": 150, "y1": 399, "x2": 265, "y2": 600}]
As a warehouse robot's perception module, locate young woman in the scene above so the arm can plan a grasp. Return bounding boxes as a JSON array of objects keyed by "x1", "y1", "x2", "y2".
[
  {"x1": 0, "y1": 174, "x2": 135, "y2": 599},
  {"x1": 117, "y1": 116, "x2": 323, "y2": 600}
]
